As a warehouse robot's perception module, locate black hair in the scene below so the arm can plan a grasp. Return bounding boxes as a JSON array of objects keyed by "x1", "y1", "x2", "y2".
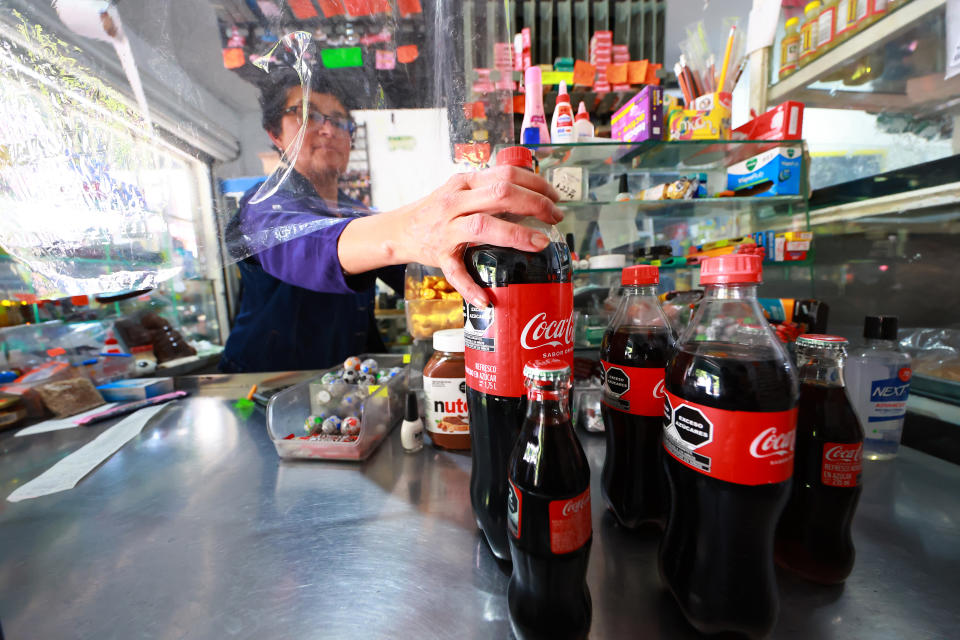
[{"x1": 258, "y1": 68, "x2": 360, "y2": 136}]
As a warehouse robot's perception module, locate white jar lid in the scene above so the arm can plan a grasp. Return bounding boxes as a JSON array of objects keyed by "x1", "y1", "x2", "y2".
[{"x1": 433, "y1": 328, "x2": 465, "y2": 353}]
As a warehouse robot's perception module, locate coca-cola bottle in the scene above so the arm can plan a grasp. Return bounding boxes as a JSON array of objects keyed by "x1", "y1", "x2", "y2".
[
  {"x1": 660, "y1": 254, "x2": 799, "y2": 638},
  {"x1": 776, "y1": 334, "x2": 863, "y2": 584},
  {"x1": 600, "y1": 265, "x2": 674, "y2": 529},
  {"x1": 507, "y1": 359, "x2": 592, "y2": 640},
  {"x1": 464, "y1": 146, "x2": 574, "y2": 561}
]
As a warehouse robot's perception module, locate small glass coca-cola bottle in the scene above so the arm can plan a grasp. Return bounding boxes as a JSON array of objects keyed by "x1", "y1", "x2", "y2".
[
  {"x1": 776, "y1": 334, "x2": 864, "y2": 584},
  {"x1": 507, "y1": 359, "x2": 591, "y2": 640}
]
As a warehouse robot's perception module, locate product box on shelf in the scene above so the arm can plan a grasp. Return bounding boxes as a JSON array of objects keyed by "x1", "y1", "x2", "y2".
[
  {"x1": 732, "y1": 101, "x2": 804, "y2": 141},
  {"x1": 266, "y1": 353, "x2": 409, "y2": 461},
  {"x1": 726, "y1": 146, "x2": 801, "y2": 196},
  {"x1": 666, "y1": 92, "x2": 731, "y2": 141},
  {"x1": 610, "y1": 85, "x2": 664, "y2": 143}
]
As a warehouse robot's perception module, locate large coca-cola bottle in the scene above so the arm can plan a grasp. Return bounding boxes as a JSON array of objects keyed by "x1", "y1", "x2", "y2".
[
  {"x1": 507, "y1": 359, "x2": 592, "y2": 639},
  {"x1": 600, "y1": 265, "x2": 674, "y2": 529},
  {"x1": 464, "y1": 146, "x2": 574, "y2": 561},
  {"x1": 660, "y1": 254, "x2": 799, "y2": 638},
  {"x1": 776, "y1": 334, "x2": 863, "y2": 584}
]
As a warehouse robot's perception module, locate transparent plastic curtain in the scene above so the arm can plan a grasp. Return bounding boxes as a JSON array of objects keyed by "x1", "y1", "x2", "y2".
[{"x1": 0, "y1": 0, "x2": 514, "y2": 298}]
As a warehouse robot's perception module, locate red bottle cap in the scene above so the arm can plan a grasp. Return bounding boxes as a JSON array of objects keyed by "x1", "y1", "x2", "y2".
[
  {"x1": 557, "y1": 93, "x2": 570, "y2": 104},
  {"x1": 496, "y1": 146, "x2": 534, "y2": 170},
  {"x1": 699, "y1": 254, "x2": 763, "y2": 285},
  {"x1": 575, "y1": 110, "x2": 589, "y2": 121},
  {"x1": 621, "y1": 265, "x2": 659, "y2": 286}
]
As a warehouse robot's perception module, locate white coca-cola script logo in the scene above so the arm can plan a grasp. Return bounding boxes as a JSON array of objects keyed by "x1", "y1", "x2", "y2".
[
  {"x1": 652, "y1": 380, "x2": 665, "y2": 399},
  {"x1": 749, "y1": 427, "x2": 796, "y2": 459},
  {"x1": 561, "y1": 492, "x2": 590, "y2": 517},
  {"x1": 825, "y1": 444, "x2": 862, "y2": 463},
  {"x1": 520, "y1": 312, "x2": 575, "y2": 350}
]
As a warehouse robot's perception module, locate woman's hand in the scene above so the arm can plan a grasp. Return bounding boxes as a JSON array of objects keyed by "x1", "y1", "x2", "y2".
[{"x1": 339, "y1": 165, "x2": 563, "y2": 308}]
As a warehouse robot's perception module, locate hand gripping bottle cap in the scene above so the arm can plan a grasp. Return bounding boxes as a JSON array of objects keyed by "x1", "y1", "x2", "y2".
[
  {"x1": 496, "y1": 146, "x2": 534, "y2": 170},
  {"x1": 699, "y1": 254, "x2": 763, "y2": 285},
  {"x1": 621, "y1": 265, "x2": 659, "y2": 286}
]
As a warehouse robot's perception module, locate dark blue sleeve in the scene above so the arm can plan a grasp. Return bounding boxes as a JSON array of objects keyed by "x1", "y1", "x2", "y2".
[{"x1": 240, "y1": 195, "x2": 375, "y2": 294}]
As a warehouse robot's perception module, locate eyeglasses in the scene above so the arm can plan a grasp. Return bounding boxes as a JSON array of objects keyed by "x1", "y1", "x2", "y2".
[{"x1": 283, "y1": 105, "x2": 356, "y2": 137}]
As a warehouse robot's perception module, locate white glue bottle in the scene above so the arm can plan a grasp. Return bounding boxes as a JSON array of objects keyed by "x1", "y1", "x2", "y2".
[
  {"x1": 574, "y1": 101, "x2": 594, "y2": 141},
  {"x1": 550, "y1": 81, "x2": 575, "y2": 143}
]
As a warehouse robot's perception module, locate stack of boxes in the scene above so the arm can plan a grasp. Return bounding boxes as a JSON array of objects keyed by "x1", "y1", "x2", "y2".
[
  {"x1": 589, "y1": 30, "x2": 612, "y2": 92},
  {"x1": 611, "y1": 44, "x2": 630, "y2": 91},
  {"x1": 493, "y1": 42, "x2": 516, "y2": 90}
]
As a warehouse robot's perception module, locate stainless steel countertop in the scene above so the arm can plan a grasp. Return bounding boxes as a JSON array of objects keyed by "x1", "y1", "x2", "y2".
[{"x1": 1, "y1": 395, "x2": 958, "y2": 639}]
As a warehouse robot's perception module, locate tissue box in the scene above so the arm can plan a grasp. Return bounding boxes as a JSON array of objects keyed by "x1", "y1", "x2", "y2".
[
  {"x1": 726, "y1": 146, "x2": 801, "y2": 197},
  {"x1": 610, "y1": 85, "x2": 663, "y2": 143}
]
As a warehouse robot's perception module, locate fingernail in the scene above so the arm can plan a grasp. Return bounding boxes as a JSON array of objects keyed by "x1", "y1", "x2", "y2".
[
  {"x1": 553, "y1": 206, "x2": 565, "y2": 222},
  {"x1": 471, "y1": 296, "x2": 488, "y2": 309},
  {"x1": 533, "y1": 233, "x2": 550, "y2": 249}
]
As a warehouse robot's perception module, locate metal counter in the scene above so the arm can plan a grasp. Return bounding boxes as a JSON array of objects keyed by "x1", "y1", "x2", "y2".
[{"x1": 1, "y1": 395, "x2": 958, "y2": 639}]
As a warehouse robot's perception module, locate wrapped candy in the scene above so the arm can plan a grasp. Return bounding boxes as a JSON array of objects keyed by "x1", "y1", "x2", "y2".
[
  {"x1": 320, "y1": 372, "x2": 338, "y2": 384},
  {"x1": 358, "y1": 373, "x2": 378, "y2": 386},
  {"x1": 343, "y1": 356, "x2": 362, "y2": 371},
  {"x1": 321, "y1": 416, "x2": 342, "y2": 435},
  {"x1": 304, "y1": 414, "x2": 326, "y2": 434},
  {"x1": 359, "y1": 358, "x2": 378, "y2": 375},
  {"x1": 342, "y1": 369, "x2": 359, "y2": 384},
  {"x1": 341, "y1": 416, "x2": 361, "y2": 436}
]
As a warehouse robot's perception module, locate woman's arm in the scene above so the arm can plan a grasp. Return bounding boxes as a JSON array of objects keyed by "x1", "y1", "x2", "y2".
[{"x1": 338, "y1": 165, "x2": 562, "y2": 308}]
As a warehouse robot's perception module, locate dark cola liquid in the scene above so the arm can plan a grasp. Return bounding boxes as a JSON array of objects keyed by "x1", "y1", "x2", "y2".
[
  {"x1": 507, "y1": 398, "x2": 591, "y2": 640},
  {"x1": 776, "y1": 382, "x2": 863, "y2": 584},
  {"x1": 465, "y1": 240, "x2": 570, "y2": 561},
  {"x1": 600, "y1": 326, "x2": 673, "y2": 529},
  {"x1": 661, "y1": 343, "x2": 797, "y2": 639}
]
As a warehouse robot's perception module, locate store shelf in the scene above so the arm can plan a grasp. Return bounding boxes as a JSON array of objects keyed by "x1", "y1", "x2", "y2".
[
  {"x1": 557, "y1": 195, "x2": 806, "y2": 221},
  {"x1": 523, "y1": 139, "x2": 803, "y2": 173},
  {"x1": 573, "y1": 259, "x2": 812, "y2": 275},
  {"x1": 767, "y1": 0, "x2": 956, "y2": 114}
]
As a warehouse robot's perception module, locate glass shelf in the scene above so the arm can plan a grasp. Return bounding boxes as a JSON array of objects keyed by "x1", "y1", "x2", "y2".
[
  {"x1": 514, "y1": 139, "x2": 805, "y2": 173},
  {"x1": 573, "y1": 259, "x2": 812, "y2": 275},
  {"x1": 768, "y1": 0, "x2": 956, "y2": 116},
  {"x1": 555, "y1": 196, "x2": 806, "y2": 228}
]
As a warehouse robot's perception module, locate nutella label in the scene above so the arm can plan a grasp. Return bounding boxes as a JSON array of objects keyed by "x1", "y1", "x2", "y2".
[
  {"x1": 600, "y1": 360, "x2": 665, "y2": 416},
  {"x1": 423, "y1": 375, "x2": 469, "y2": 437},
  {"x1": 821, "y1": 442, "x2": 863, "y2": 488},
  {"x1": 464, "y1": 281, "x2": 574, "y2": 397},
  {"x1": 663, "y1": 390, "x2": 798, "y2": 486}
]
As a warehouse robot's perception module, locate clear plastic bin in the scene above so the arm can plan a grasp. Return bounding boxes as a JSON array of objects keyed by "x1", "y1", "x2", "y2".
[
  {"x1": 404, "y1": 263, "x2": 464, "y2": 340},
  {"x1": 266, "y1": 354, "x2": 409, "y2": 461}
]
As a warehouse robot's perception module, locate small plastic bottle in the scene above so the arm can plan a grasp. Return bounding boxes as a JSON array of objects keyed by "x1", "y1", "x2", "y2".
[
  {"x1": 400, "y1": 391, "x2": 424, "y2": 453},
  {"x1": 779, "y1": 17, "x2": 801, "y2": 79},
  {"x1": 520, "y1": 66, "x2": 550, "y2": 145},
  {"x1": 845, "y1": 316, "x2": 911, "y2": 460},
  {"x1": 573, "y1": 102, "x2": 594, "y2": 141},
  {"x1": 799, "y1": 1, "x2": 821, "y2": 67},
  {"x1": 550, "y1": 81, "x2": 575, "y2": 143},
  {"x1": 816, "y1": 0, "x2": 838, "y2": 54}
]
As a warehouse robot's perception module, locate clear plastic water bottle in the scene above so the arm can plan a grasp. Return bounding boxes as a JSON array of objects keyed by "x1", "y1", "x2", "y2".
[{"x1": 845, "y1": 316, "x2": 912, "y2": 460}]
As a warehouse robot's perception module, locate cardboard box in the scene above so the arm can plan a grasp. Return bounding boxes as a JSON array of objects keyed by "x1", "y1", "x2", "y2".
[
  {"x1": 610, "y1": 85, "x2": 664, "y2": 143},
  {"x1": 666, "y1": 92, "x2": 731, "y2": 140},
  {"x1": 726, "y1": 146, "x2": 802, "y2": 197},
  {"x1": 97, "y1": 377, "x2": 175, "y2": 402},
  {"x1": 732, "y1": 101, "x2": 804, "y2": 141}
]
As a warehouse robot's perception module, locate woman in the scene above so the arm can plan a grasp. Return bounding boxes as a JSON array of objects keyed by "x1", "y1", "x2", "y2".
[{"x1": 221, "y1": 71, "x2": 562, "y2": 372}]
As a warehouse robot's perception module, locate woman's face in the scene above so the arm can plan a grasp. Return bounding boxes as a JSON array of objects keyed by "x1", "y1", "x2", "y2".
[{"x1": 269, "y1": 85, "x2": 352, "y2": 186}]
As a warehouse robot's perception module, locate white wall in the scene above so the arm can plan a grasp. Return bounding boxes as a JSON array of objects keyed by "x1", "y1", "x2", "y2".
[{"x1": 352, "y1": 108, "x2": 457, "y2": 211}]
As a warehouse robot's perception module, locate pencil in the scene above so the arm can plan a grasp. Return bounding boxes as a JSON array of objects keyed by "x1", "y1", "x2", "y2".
[
  {"x1": 675, "y1": 62, "x2": 692, "y2": 106},
  {"x1": 717, "y1": 26, "x2": 736, "y2": 94}
]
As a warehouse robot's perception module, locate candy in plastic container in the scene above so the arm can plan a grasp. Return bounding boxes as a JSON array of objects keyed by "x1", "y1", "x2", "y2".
[
  {"x1": 305, "y1": 415, "x2": 325, "y2": 434},
  {"x1": 358, "y1": 373, "x2": 378, "y2": 386},
  {"x1": 344, "y1": 356, "x2": 362, "y2": 371},
  {"x1": 341, "y1": 416, "x2": 361, "y2": 436},
  {"x1": 321, "y1": 416, "x2": 342, "y2": 435},
  {"x1": 315, "y1": 389, "x2": 333, "y2": 404},
  {"x1": 320, "y1": 372, "x2": 338, "y2": 384},
  {"x1": 360, "y1": 358, "x2": 379, "y2": 375},
  {"x1": 342, "y1": 369, "x2": 359, "y2": 384}
]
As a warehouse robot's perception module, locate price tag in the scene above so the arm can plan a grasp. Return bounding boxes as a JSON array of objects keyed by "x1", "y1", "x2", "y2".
[{"x1": 552, "y1": 167, "x2": 583, "y2": 202}]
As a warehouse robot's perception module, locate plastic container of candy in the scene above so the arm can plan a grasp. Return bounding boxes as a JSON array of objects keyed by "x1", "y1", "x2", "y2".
[
  {"x1": 404, "y1": 263, "x2": 465, "y2": 340},
  {"x1": 266, "y1": 353, "x2": 409, "y2": 461}
]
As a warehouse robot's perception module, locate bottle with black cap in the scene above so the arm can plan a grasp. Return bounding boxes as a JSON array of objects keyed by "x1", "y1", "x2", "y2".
[
  {"x1": 845, "y1": 315, "x2": 912, "y2": 460},
  {"x1": 400, "y1": 391, "x2": 424, "y2": 453}
]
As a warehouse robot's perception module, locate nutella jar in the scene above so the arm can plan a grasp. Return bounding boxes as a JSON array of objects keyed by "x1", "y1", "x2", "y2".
[{"x1": 423, "y1": 328, "x2": 470, "y2": 450}]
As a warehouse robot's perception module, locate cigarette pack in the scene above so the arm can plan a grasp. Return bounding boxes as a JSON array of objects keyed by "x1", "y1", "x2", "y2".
[
  {"x1": 726, "y1": 146, "x2": 802, "y2": 197},
  {"x1": 610, "y1": 85, "x2": 664, "y2": 143}
]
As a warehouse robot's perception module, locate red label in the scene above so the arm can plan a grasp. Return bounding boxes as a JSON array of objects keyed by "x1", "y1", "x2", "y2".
[
  {"x1": 662, "y1": 390, "x2": 798, "y2": 486},
  {"x1": 898, "y1": 367, "x2": 912, "y2": 383},
  {"x1": 464, "y1": 282, "x2": 574, "y2": 397},
  {"x1": 821, "y1": 442, "x2": 863, "y2": 488},
  {"x1": 600, "y1": 361, "x2": 665, "y2": 416},
  {"x1": 548, "y1": 488, "x2": 592, "y2": 554}
]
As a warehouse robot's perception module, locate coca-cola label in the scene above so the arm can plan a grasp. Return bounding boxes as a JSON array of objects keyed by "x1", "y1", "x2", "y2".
[
  {"x1": 821, "y1": 442, "x2": 863, "y2": 488},
  {"x1": 600, "y1": 361, "x2": 665, "y2": 416},
  {"x1": 507, "y1": 479, "x2": 522, "y2": 538},
  {"x1": 548, "y1": 487, "x2": 592, "y2": 554},
  {"x1": 662, "y1": 390, "x2": 798, "y2": 485},
  {"x1": 464, "y1": 282, "x2": 574, "y2": 397}
]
